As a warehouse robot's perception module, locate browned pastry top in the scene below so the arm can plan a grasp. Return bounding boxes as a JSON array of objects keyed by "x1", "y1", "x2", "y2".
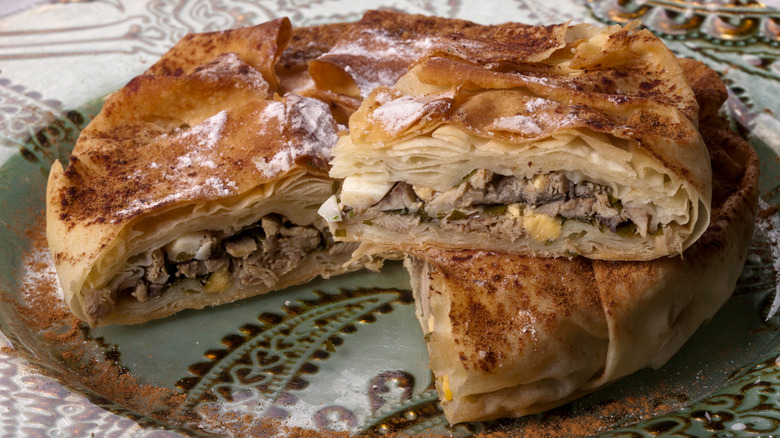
[{"x1": 412, "y1": 58, "x2": 758, "y2": 375}]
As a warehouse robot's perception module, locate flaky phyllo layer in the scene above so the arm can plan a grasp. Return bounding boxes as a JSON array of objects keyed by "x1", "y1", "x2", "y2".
[
  {"x1": 75, "y1": 167, "x2": 355, "y2": 327},
  {"x1": 46, "y1": 18, "x2": 373, "y2": 326},
  {"x1": 322, "y1": 22, "x2": 711, "y2": 260}
]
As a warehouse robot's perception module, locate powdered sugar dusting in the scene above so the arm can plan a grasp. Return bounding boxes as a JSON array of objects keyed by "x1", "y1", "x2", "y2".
[
  {"x1": 112, "y1": 111, "x2": 236, "y2": 222},
  {"x1": 491, "y1": 115, "x2": 543, "y2": 135},
  {"x1": 374, "y1": 91, "x2": 393, "y2": 105},
  {"x1": 114, "y1": 176, "x2": 237, "y2": 220},
  {"x1": 156, "y1": 110, "x2": 228, "y2": 172},
  {"x1": 371, "y1": 92, "x2": 451, "y2": 136},
  {"x1": 330, "y1": 29, "x2": 437, "y2": 61},
  {"x1": 288, "y1": 95, "x2": 337, "y2": 160},
  {"x1": 326, "y1": 29, "x2": 439, "y2": 97},
  {"x1": 525, "y1": 97, "x2": 553, "y2": 112},
  {"x1": 254, "y1": 94, "x2": 338, "y2": 178},
  {"x1": 350, "y1": 67, "x2": 405, "y2": 98},
  {"x1": 22, "y1": 247, "x2": 64, "y2": 303},
  {"x1": 177, "y1": 156, "x2": 192, "y2": 168},
  {"x1": 192, "y1": 52, "x2": 270, "y2": 94},
  {"x1": 517, "y1": 74, "x2": 553, "y2": 87},
  {"x1": 258, "y1": 100, "x2": 285, "y2": 134},
  {"x1": 487, "y1": 97, "x2": 584, "y2": 136},
  {"x1": 178, "y1": 110, "x2": 227, "y2": 150}
]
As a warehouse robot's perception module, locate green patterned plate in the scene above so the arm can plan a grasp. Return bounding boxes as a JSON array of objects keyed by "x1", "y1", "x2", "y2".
[{"x1": 1, "y1": 1, "x2": 780, "y2": 436}]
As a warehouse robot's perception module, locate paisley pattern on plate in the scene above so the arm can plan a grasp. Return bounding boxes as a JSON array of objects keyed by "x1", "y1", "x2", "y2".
[
  {"x1": 610, "y1": 354, "x2": 780, "y2": 437},
  {"x1": 176, "y1": 288, "x2": 427, "y2": 432},
  {"x1": 1, "y1": 0, "x2": 780, "y2": 437}
]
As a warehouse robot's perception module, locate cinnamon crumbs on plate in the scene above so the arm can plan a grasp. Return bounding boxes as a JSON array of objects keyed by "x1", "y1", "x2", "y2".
[
  {"x1": 12, "y1": 213, "x2": 190, "y2": 425},
  {"x1": 7, "y1": 212, "x2": 686, "y2": 437}
]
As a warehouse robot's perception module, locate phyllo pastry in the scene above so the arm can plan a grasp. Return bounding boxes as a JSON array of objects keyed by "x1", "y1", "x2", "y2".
[
  {"x1": 323, "y1": 22, "x2": 712, "y2": 261},
  {"x1": 404, "y1": 60, "x2": 759, "y2": 423},
  {"x1": 46, "y1": 21, "x2": 364, "y2": 327},
  {"x1": 309, "y1": 10, "x2": 490, "y2": 99}
]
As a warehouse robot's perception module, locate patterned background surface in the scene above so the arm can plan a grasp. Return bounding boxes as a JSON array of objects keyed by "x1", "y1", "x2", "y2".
[{"x1": 2, "y1": 1, "x2": 780, "y2": 437}]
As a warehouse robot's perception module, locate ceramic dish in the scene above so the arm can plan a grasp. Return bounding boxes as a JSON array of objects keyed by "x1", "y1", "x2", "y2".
[{"x1": 1, "y1": 0, "x2": 780, "y2": 436}]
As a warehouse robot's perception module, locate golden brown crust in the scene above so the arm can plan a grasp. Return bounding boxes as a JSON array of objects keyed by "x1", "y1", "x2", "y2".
[
  {"x1": 46, "y1": 20, "x2": 343, "y2": 326},
  {"x1": 425, "y1": 22, "x2": 568, "y2": 66},
  {"x1": 330, "y1": 20, "x2": 711, "y2": 261},
  {"x1": 145, "y1": 18, "x2": 292, "y2": 89},
  {"x1": 50, "y1": 78, "x2": 334, "y2": 230},
  {"x1": 309, "y1": 10, "x2": 501, "y2": 97},
  {"x1": 406, "y1": 61, "x2": 759, "y2": 423},
  {"x1": 276, "y1": 22, "x2": 354, "y2": 98},
  {"x1": 279, "y1": 22, "x2": 353, "y2": 74},
  {"x1": 415, "y1": 57, "x2": 756, "y2": 352},
  {"x1": 49, "y1": 18, "x2": 340, "y2": 230},
  {"x1": 391, "y1": 28, "x2": 707, "y2": 198},
  {"x1": 416, "y1": 249, "x2": 606, "y2": 375}
]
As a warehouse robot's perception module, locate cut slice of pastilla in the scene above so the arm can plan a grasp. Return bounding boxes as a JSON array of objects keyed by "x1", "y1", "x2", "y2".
[
  {"x1": 403, "y1": 60, "x2": 759, "y2": 423},
  {"x1": 323, "y1": 21, "x2": 711, "y2": 261},
  {"x1": 46, "y1": 21, "x2": 369, "y2": 327}
]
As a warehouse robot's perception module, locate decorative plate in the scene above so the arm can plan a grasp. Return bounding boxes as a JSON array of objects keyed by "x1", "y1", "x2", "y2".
[{"x1": 1, "y1": 0, "x2": 780, "y2": 437}]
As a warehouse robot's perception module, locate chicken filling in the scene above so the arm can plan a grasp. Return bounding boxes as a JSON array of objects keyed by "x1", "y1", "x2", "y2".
[
  {"x1": 84, "y1": 213, "x2": 335, "y2": 323},
  {"x1": 345, "y1": 169, "x2": 657, "y2": 240}
]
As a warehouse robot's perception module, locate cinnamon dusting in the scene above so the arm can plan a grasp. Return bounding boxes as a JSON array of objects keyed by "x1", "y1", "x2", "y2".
[
  {"x1": 14, "y1": 214, "x2": 190, "y2": 423},
  {"x1": 22, "y1": 10, "x2": 763, "y2": 438}
]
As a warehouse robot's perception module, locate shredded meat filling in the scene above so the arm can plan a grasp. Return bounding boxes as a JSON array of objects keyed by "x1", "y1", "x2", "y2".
[
  {"x1": 83, "y1": 213, "x2": 335, "y2": 322},
  {"x1": 362, "y1": 169, "x2": 649, "y2": 235}
]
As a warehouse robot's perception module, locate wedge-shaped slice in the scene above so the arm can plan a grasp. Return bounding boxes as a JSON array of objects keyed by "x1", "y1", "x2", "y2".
[
  {"x1": 324, "y1": 22, "x2": 711, "y2": 261},
  {"x1": 404, "y1": 63, "x2": 759, "y2": 422},
  {"x1": 46, "y1": 25, "x2": 361, "y2": 326}
]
